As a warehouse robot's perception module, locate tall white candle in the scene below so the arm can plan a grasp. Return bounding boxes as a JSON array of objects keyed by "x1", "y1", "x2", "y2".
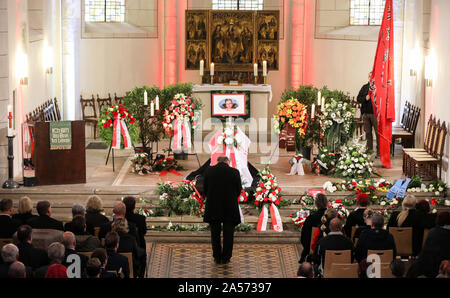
[
  {"x1": 210, "y1": 63, "x2": 214, "y2": 76},
  {"x1": 200, "y1": 60, "x2": 204, "y2": 76},
  {"x1": 7, "y1": 105, "x2": 13, "y2": 137},
  {"x1": 317, "y1": 91, "x2": 321, "y2": 105},
  {"x1": 155, "y1": 95, "x2": 159, "y2": 110},
  {"x1": 254, "y1": 63, "x2": 258, "y2": 76},
  {"x1": 263, "y1": 61, "x2": 267, "y2": 76},
  {"x1": 150, "y1": 101, "x2": 154, "y2": 117},
  {"x1": 321, "y1": 97, "x2": 325, "y2": 111},
  {"x1": 311, "y1": 104, "x2": 315, "y2": 119},
  {"x1": 144, "y1": 90, "x2": 148, "y2": 106}
]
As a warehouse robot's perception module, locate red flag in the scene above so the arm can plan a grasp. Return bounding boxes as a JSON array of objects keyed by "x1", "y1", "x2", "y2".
[{"x1": 369, "y1": 0, "x2": 395, "y2": 168}]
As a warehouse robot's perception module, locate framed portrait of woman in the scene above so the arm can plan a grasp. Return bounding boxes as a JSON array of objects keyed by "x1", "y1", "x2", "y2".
[{"x1": 211, "y1": 93, "x2": 247, "y2": 116}]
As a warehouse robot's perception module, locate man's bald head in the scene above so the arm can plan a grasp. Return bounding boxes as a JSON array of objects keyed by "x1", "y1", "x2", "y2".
[
  {"x1": 113, "y1": 202, "x2": 126, "y2": 217},
  {"x1": 329, "y1": 217, "x2": 343, "y2": 232},
  {"x1": 8, "y1": 261, "x2": 26, "y2": 278},
  {"x1": 62, "y1": 232, "x2": 76, "y2": 249}
]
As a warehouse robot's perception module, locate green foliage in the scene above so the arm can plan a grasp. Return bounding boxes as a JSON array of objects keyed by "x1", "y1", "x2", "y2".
[
  {"x1": 156, "y1": 182, "x2": 203, "y2": 217},
  {"x1": 235, "y1": 223, "x2": 254, "y2": 232},
  {"x1": 407, "y1": 176, "x2": 422, "y2": 189}
]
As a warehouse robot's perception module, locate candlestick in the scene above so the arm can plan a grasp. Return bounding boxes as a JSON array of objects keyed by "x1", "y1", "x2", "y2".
[
  {"x1": 155, "y1": 95, "x2": 159, "y2": 111},
  {"x1": 311, "y1": 104, "x2": 315, "y2": 119},
  {"x1": 263, "y1": 60, "x2": 267, "y2": 76},
  {"x1": 200, "y1": 60, "x2": 204, "y2": 76},
  {"x1": 210, "y1": 63, "x2": 214, "y2": 76},
  {"x1": 150, "y1": 102, "x2": 154, "y2": 117},
  {"x1": 211, "y1": 75, "x2": 214, "y2": 85},
  {"x1": 317, "y1": 91, "x2": 321, "y2": 105},
  {"x1": 7, "y1": 105, "x2": 13, "y2": 137},
  {"x1": 144, "y1": 90, "x2": 148, "y2": 106}
]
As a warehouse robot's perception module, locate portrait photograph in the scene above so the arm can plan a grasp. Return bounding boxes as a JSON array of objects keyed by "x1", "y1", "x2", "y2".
[{"x1": 212, "y1": 93, "x2": 247, "y2": 116}]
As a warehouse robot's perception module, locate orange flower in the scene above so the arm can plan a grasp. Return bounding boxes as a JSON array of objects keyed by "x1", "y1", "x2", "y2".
[{"x1": 292, "y1": 112, "x2": 297, "y2": 117}]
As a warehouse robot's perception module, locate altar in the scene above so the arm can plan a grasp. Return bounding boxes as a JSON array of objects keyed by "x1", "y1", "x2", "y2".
[{"x1": 192, "y1": 84, "x2": 272, "y2": 135}]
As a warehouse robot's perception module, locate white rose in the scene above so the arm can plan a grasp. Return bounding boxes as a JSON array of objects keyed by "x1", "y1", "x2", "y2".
[
  {"x1": 435, "y1": 191, "x2": 440, "y2": 196},
  {"x1": 438, "y1": 187, "x2": 444, "y2": 192},
  {"x1": 380, "y1": 201, "x2": 386, "y2": 206},
  {"x1": 102, "y1": 119, "x2": 106, "y2": 124},
  {"x1": 432, "y1": 209, "x2": 437, "y2": 214},
  {"x1": 217, "y1": 136, "x2": 224, "y2": 144},
  {"x1": 224, "y1": 128, "x2": 233, "y2": 136},
  {"x1": 225, "y1": 137, "x2": 234, "y2": 145}
]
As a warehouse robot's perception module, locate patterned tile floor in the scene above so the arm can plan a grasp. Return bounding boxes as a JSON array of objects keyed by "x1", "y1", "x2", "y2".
[{"x1": 146, "y1": 242, "x2": 301, "y2": 278}]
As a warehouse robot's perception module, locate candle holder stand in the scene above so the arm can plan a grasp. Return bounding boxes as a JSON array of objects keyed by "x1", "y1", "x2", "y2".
[{"x1": 2, "y1": 135, "x2": 20, "y2": 189}]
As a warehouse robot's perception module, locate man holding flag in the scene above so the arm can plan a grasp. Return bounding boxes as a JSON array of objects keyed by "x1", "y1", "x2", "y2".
[{"x1": 369, "y1": 0, "x2": 395, "y2": 169}]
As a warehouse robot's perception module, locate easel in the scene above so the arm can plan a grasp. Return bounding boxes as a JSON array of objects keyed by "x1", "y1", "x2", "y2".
[
  {"x1": 105, "y1": 141, "x2": 159, "y2": 172},
  {"x1": 168, "y1": 137, "x2": 201, "y2": 168}
]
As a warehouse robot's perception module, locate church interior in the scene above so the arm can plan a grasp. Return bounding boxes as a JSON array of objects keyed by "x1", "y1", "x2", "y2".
[{"x1": 0, "y1": 0, "x2": 449, "y2": 280}]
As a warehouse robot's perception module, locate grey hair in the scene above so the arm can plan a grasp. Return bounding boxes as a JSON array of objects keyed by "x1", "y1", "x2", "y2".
[
  {"x1": 372, "y1": 213, "x2": 384, "y2": 229},
  {"x1": 8, "y1": 261, "x2": 26, "y2": 278},
  {"x1": 47, "y1": 242, "x2": 65, "y2": 263},
  {"x1": 1, "y1": 243, "x2": 19, "y2": 263},
  {"x1": 72, "y1": 204, "x2": 86, "y2": 217},
  {"x1": 217, "y1": 156, "x2": 230, "y2": 164}
]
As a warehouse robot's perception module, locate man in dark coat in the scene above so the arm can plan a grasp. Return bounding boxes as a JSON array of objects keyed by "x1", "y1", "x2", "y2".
[
  {"x1": 16, "y1": 225, "x2": 49, "y2": 270},
  {"x1": 98, "y1": 202, "x2": 138, "y2": 242},
  {"x1": 203, "y1": 156, "x2": 242, "y2": 264},
  {"x1": 34, "y1": 242, "x2": 66, "y2": 278},
  {"x1": 299, "y1": 193, "x2": 328, "y2": 263},
  {"x1": 0, "y1": 243, "x2": 33, "y2": 278},
  {"x1": 0, "y1": 199, "x2": 20, "y2": 238},
  {"x1": 343, "y1": 192, "x2": 370, "y2": 238},
  {"x1": 27, "y1": 200, "x2": 64, "y2": 231},
  {"x1": 354, "y1": 213, "x2": 397, "y2": 263},
  {"x1": 62, "y1": 232, "x2": 89, "y2": 278},
  {"x1": 357, "y1": 71, "x2": 379, "y2": 154},
  {"x1": 123, "y1": 196, "x2": 147, "y2": 250},
  {"x1": 104, "y1": 231, "x2": 130, "y2": 278}
]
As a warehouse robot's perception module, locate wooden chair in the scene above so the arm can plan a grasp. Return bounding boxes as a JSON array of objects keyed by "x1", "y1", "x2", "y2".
[
  {"x1": 119, "y1": 252, "x2": 134, "y2": 278},
  {"x1": 79, "y1": 251, "x2": 93, "y2": 258},
  {"x1": 328, "y1": 263, "x2": 359, "y2": 278},
  {"x1": 388, "y1": 227, "x2": 413, "y2": 257},
  {"x1": 97, "y1": 94, "x2": 113, "y2": 114},
  {"x1": 114, "y1": 93, "x2": 124, "y2": 105},
  {"x1": 392, "y1": 103, "x2": 420, "y2": 156},
  {"x1": 323, "y1": 250, "x2": 352, "y2": 278},
  {"x1": 366, "y1": 262, "x2": 395, "y2": 278},
  {"x1": 367, "y1": 249, "x2": 394, "y2": 263},
  {"x1": 0, "y1": 238, "x2": 13, "y2": 250},
  {"x1": 54, "y1": 98, "x2": 61, "y2": 121},
  {"x1": 351, "y1": 97, "x2": 364, "y2": 139},
  {"x1": 80, "y1": 95, "x2": 98, "y2": 139}
]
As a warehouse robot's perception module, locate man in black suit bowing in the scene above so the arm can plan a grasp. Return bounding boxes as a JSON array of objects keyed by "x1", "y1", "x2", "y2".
[{"x1": 203, "y1": 156, "x2": 242, "y2": 265}]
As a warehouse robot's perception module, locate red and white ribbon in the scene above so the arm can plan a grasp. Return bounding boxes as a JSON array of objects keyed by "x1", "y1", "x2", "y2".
[
  {"x1": 112, "y1": 116, "x2": 132, "y2": 149},
  {"x1": 256, "y1": 205, "x2": 269, "y2": 231},
  {"x1": 172, "y1": 118, "x2": 191, "y2": 152},
  {"x1": 269, "y1": 204, "x2": 283, "y2": 232},
  {"x1": 238, "y1": 205, "x2": 245, "y2": 224},
  {"x1": 289, "y1": 158, "x2": 305, "y2": 175}
]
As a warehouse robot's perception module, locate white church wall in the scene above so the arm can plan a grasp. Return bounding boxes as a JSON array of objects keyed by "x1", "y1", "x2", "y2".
[{"x1": 0, "y1": 0, "x2": 8, "y2": 182}]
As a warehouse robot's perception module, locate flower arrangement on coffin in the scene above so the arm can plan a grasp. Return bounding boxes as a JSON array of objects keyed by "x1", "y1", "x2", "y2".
[
  {"x1": 321, "y1": 98, "x2": 355, "y2": 152},
  {"x1": 329, "y1": 199, "x2": 350, "y2": 221},
  {"x1": 289, "y1": 210, "x2": 310, "y2": 231},
  {"x1": 131, "y1": 151, "x2": 152, "y2": 175},
  {"x1": 322, "y1": 178, "x2": 391, "y2": 194},
  {"x1": 98, "y1": 104, "x2": 139, "y2": 149},
  {"x1": 379, "y1": 197, "x2": 402, "y2": 209},
  {"x1": 312, "y1": 148, "x2": 337, "y2": 175},
  {"x1": 334, "y1": 144, "x2": 374, "y2": 179},
  {"x1": 254, "y1": 167, "x2": 284, "y2": 232},
  {"x1": 156, "y1": 180, "x2": 204, "y2": 217},
  {"x1": 273, "y1": 98, "x2": 309, "y2": 145},
  {"x1": 408, "y1": 180, "x2": 447, "y2": 196},
  {"x1": 217, "y1": 125, "x2": 242, "y2": 149},
  {"x1": 152, "y1": 156, "x2": 184, "y2": 176},
  {"x1": 288, "y1": 153, "x2": 305, "y2": 175}
]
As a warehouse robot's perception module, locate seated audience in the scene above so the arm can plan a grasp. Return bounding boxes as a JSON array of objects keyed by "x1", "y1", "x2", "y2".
[
  {"x1": 8, "y1": 261, "x2": 27, "y2": 278},
  {"x1": 85, "y1": 195, "x2": 109, "y2": 236},
  {"x1": 71, "y1": 215, "x2": 101, "y2": 252},
  {"x1": 12, "y1": 197, "x2": 37, "y2": 226},
  {"x1": 111, "y1": 218, "x2": 146, "y2": 278},
  {"x1": 0, "y1": 198, "x2": 20, "y2": 238},
  {"x1": 104, "y1": 232, "x2": 130, "y2": 278},
  {"x1": 310, "y1": 208, "x2": 338, "y2": 253},
  {"x1": 297, "y1": 262, "x2": 314, "y2": 278},
  {"x1": 62, "y1": 231, "x2": 88, "y2": 277},
  {"x1": 344, "y1": 192, "x2": 370, "y2": 238},
  {"x1": 391, "y1": 259, "x2": 406, "y2": 278},
  {"x1": 353, "y1": 208, "x2": 374, "y2": 242},
  {"x1": 406, "y1": 211, "x2": 450, "y2": 278},
  {"x1": 16, "y1": 225, "x2": 48, "y2": 270},
  {"x1": 299, "y1": 193, "x2": 328, "y2": 263},
  {"x1": 354, "y1": 213, "x2": 396, "y2": 263},
  {"x1": 26, "y1": 201, "x2": 63, "y2": 231},
  {"x1": 35, "y1": 242, "x2": 66, "y2": 278},
  {"x1": 414, "y1": 199, "x2": 437, "y2": 255},
  {"x1": 99, "y1": 202, "x2": 138, "y2": 241},
  {"x1": 0, "y1": 244, "x2": 31, "y2": 278},
  {"x1": 64, "y1": 204, "x2": 86, "y2": 232},
  {"x1": 436, "y1": 260, "x2": 450, "y2": 278},
  {"x1": 86, "y1": 258, "x2": 102, "y2": 278},
  {"x1": 91, "y1": 248, "x2": 117, "y2": 278},
  {"x1": 313, "y1": 218, "x2": 354, "y2": 275},
  {"x1": 123, "y1": 196, "x2": 147, "y2": 249}
]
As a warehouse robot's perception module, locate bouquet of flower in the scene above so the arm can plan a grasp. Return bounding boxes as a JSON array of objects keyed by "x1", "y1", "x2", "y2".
[
  {"x1": 238, "y1": 189, "x2": 248, "y2": 203},
  {"x1": 322, "y1": 99, "x2": 355, "y2": 152},
  {"x1": 217, "y1": 124, "x2": 242, "y2": 149},
  {"x1": 151, "y1": 156, "x2": 183, "y2": 176},
  {"x1": 289, "y1": 210, "x2": 310, "y2": 230},
  {"x1": 329, "y1": 199, "x2": 349, "y2": 220},
  {"x1": 312, "y1": 148, "x2": 337, "y2": 175},
  {"x1": 334, "y1": 144, "x2": 373, "y2": 178},
  {"x1": 379, "y1": 197, "x2": 402, "y2": 209},
  {"x1": 131, "y1": 150, "x2": 152, "y2": 175},
  {"x1": 273, "y1": 98, "x2": 308, "y2": 137},
  {"x1": 163, "y1": 93, "x2": 198, "y2": 135},
  {"x1": 98, "y1": 104, "x2": 139, "y2": 148},
  {"x1": 254, "y1": 167, "x2": 283, "y2": 207},
  {"x1": 156, "y1": 180, "x2": 204, "y2": 217}
]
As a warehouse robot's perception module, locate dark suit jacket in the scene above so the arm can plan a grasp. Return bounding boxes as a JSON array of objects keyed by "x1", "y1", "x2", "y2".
[
  {"x1": 300, "y1": 208, "x2": 327, "y2": 261},
  {"x1": 117, "y1": 232, "x2": 143, "y2": 275},
  {"x1": 313, "y1": 233, "x2": 354, "y2": 267},
  {"x1": 357, "y1": 82, "x2": 374, "y2": 114},
  {"x1": 0, "y1": 214, "x2": 20, "y2": 238},
  {"x1": 63, "y1": 248, "x2": 89, "y2": 278},
  {"x1": 17, "y1": 242, "x2": 49, "y2": 270},
  {"x1": 105, "y1": 250, "x2": 130, "y2": 278},
  {"x1": 26, "y1": 215, "x2": 64, "y2": 231},
  {"x1": 98, "y1": 219, "x2": 138, "y2": 240},
  {"x1": 125, "y1": 212, "x2": 147, "y2": 249},
  {"x1": 354, "y1": 228, "x2": 397, "y2": 263},
  {"x1": 203, "y1": 162, "x2": 242, "y2": 225},
  {"x1": 12, "y1": 213, "x2": 38, "y2": 226},
  {"x1": 85, "y1": 211, "x2": 110, "y2": 236},
  {"x1": 343, "y1": 208, "x2": 366, "y2": 238},
  {"x1": 0, "y1": 261, "x2": 33, "y2": 278}
]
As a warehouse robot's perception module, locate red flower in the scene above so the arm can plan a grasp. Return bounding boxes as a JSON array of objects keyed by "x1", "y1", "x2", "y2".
[
  {"x1": 431, "y1": 199, "x2": 438, "y2": 206},
  {"x1": 142, "y1": 158, "x2": 147, "y2": 163},
  {"x1": 335, "y1": 199, "x2": 342, "y2": 204},
  {"x1": 369, "y1": 185, "x2": 376, "y2": 190},
  {"x1": 139, "y1": 149, "x2": 144, "y2": 153},
  {"x1": 259, "y1": 182, "x2": 265, "y2": 188},
  {"x1": 279, "y1": 197, "x2": 283, "y2": 201},
  {"x1": 277, "y1": 187, "x2": 281, "y2": 192},
  {"x1": 108, "y1": 118, "x2": 112, "y2": 123},
  {"x1": 104, "y1": 111, "x2": 107, "y2": 115},
  {"x1": 275, "y1": 200, "x2": 280, "y2": 205},
  {"x1": 142, "y1": 168, "x2": 147, "y2": 174},
  {"x1": 352, "y1": 182, "x2": 357, "y2": 186},
  {"x1": 190, "y1": 112, "x2": 194, "y2": 117},
  {"x1": 254, "y1": 201, "x2": 259, "y2": 206},
  {"x1": 129, "y1": 118, "x2": 135, "y2": 124},
  {"x1": 271, "y1": 191, "x2": 277, "y2": 196},
  {"x1": 103, "y1": 123, "x2": 109, "y2": 129},
  {"x1": 121, "y1": 113, "x2": 126, "y2": 119}
]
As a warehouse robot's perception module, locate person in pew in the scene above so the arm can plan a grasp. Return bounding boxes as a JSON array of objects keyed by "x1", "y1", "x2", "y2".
[
  {"x1": 343, "y1": 192, "x2": 370, "y2": 238},
  {"x1": 352, "y1": 208, "x2": 374, "y2": 242},
  {"x1": 414, "y1": 199, "x2": 437, "y2": 255},
  {"x1": 0, "y1": 198, "x2": 20, "y2": 238},
  {"x1": 354, "y1": 213, "x2": 397, "y2": 264},
  {"x1": 0, "y1": 244, "x2": 32, "y2": 278},
  {"x1": 436, "y1": 260, "x2": 450, "y2": 278},
  {"x1": 91, "y1": 248, "x2": 117, "y2": 279},
  {"x1": 62, "y1": 232, "x2": 88, "y2": 278},
  {"x1": 26, "y1": 201, "x2": 64, "y2": 231},
  {"x1": 71, "y1": 215, "x2": 101, "y2": 252},
  {"x1": 312, "y1": 218, "x2": 354, "y2": 276},
  {"x1": 64, "y1": 204, "x2": 86, "y2": 233},
  {"x1": 12, "y1": 197, "x2": 38, "y2": 226},
  {"x1": 98, "y1": 202, "x2": 138, "y2": 241},
  {"x1": 104, "y1": 232, "x2": 130, "y2": 278},
  {"x1": 44, "y1": 263, "x2": 68, "y2": 278},
  {"x1": 297, "y1": 262, "x2": 314, "y2": 278},
  {"x1": 16, "y1": 225, "x2": 49, "y2": 270},
  {"x1": 85, "y1": 195, "x2": 109, "y2": 236},
  {"x1": 111, "y1": 218, "x2": 146, "y2": 278},
  {"x1": 310, "y1": 208, "x2": 338, "y2": 253},
  {"x1": 86, "y1": 258, "x2": 102, "y2": 278},
  {"x1": 391, "y1": 259, "x2": 406, "y2": 278},
  {"x1": 123, "y1": 196, "x2": 147, "y2": 250},
  {"x1": 299, "y1": 193, "x2": 329, "y2": 263},
  {"x1": 35, "y1": 242, "x2": 66, "y2": 278},
  {"x1": 8, "y1": 261, "x2": 27, "y2": 278}
]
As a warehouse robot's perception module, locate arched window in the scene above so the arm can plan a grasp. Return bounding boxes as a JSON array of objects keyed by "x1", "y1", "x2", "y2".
[
  {"x1": 212, "y1": 0, "x2": 263, "y2": 10},
  {"x1": 350, "y1": 0, "x2": 386, "y2": 25},
  {"x1": 85, "y1": 0, "x2": 125, "y2": 22}
]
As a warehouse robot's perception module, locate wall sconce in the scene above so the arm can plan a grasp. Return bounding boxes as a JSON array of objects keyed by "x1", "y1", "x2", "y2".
[
  {"x1": 43, "y1": 43, "x2": 53, "y2": 74},
  {"x1": 424, "y1": 54, "x2": 435, "y2": 87},
  {"x1": 16, "y1": 48, "x2": 28, "y2": 85}
]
